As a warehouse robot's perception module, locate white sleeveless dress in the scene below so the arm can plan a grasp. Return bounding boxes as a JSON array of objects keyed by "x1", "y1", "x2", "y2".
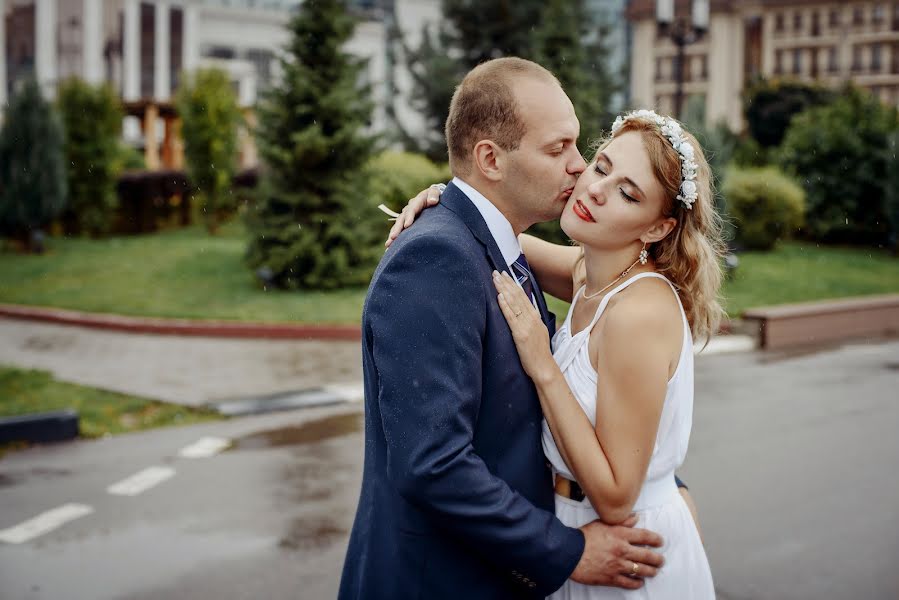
[{"x1": 544, "y1": 273, "x2": 714, "y2": 599}]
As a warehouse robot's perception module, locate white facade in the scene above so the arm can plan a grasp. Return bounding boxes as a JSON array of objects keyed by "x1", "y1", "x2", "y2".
[{"x1": 1, "y1": 0, "x2": 442, "y2": 143}]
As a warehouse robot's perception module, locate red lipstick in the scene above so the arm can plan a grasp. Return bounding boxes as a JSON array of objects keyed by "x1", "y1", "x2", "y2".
[{"x1": 573, "y1": 199, "x2": 595, "y2": 222}]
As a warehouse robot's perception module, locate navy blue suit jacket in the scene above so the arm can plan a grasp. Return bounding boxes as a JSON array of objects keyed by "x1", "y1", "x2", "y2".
[{"x1": 339, "y1": 183, "x2": 585, "y2": 599}]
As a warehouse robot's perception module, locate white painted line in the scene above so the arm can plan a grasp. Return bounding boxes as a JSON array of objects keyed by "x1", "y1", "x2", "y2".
[
  {"x1": 325, "y1": 383, "x2": 365, "y2": 403},
  {"x1": 0, "y1": 503, "x2": 94, "y2": 544},
  {"x1": 178, "y1": 436, "x2": 231, "y2": 458},
  {"x1": 695, "y1": 335, "x2": 756, "y2": 356},
  {"x1": 107, "y1": 466, "x2": 175, "y2": 497}
]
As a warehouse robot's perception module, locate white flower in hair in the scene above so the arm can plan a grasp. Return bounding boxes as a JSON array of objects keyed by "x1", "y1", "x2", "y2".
[{"x1": 610, "y1": 109, "x2": 699, "y2": 210}]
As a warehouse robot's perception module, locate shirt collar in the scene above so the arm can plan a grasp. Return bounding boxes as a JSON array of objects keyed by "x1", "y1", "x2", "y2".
[{"x1": 452, "y1": 177, "x2": 521, "y2": 266}]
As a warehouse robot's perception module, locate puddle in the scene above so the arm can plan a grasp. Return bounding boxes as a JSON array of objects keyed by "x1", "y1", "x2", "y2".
[
  {"x1": 230, "y1": 413, "x2": 362, "y2": 450},
  {"x1": 279, "y1": 516, "x2": 346, "y2": 551}
]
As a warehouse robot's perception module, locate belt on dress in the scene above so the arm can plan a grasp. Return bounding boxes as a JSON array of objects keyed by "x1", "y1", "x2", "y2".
[{"x1": 554, "y1": 473, "x2": 586, "y2": 502}]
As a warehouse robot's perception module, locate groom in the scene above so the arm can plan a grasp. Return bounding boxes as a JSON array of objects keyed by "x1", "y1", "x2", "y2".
[{"x1": 339, "y1": 58, "x2": 667, "y2": 599}]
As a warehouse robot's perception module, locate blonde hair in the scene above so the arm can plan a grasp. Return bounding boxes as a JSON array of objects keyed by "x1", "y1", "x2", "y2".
[
  {"x1": 575, "y1": 115, "x2": 727, "y2": 342},
  {"x1": 445, "y1": 57, "x2": 559, "y2": 177}
]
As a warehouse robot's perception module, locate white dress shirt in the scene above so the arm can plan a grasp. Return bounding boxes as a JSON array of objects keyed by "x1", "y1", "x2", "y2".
[{"x1": 452, "y1": 177, "x2": 537, "y2": 307}]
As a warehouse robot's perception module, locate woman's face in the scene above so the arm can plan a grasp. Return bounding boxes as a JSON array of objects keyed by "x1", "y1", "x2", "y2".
[{"x1": 560, "y1": 130, "x2": 673, "y2": 250}]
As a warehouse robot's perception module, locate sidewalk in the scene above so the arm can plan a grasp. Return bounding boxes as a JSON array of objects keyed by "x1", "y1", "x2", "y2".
[
  {"x1": 0, "y1": 317, "x2": 363, "y2": 407},
  {"x1": 0, "y1": 315, "x2": 756, "y2": 411}
]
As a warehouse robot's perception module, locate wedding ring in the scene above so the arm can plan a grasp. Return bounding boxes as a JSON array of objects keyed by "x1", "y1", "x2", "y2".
[
  {"x1": 631, "y1": 562, "x2": 639, "y2": 575},
  {"x1": 513, "y1": 309, "x2": 522, "y2": 317}
]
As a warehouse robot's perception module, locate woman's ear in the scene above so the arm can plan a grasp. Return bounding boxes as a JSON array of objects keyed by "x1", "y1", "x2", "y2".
[
  {"x1": 473, "y1": 140, "x2": 505, "y2": 182},
  {"x1": 642, "y1": 217, "x2": 678, "y2": 244}
]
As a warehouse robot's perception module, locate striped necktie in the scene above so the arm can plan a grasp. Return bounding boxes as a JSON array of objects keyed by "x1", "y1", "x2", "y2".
[{"x1": 512, "y1": 253, "x2": 536, "y2": 305}]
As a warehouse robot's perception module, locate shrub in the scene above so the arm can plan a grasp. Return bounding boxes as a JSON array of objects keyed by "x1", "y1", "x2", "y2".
[
  {"x1": 743, "y1": 78, "x2": 834, "y2": 148},
  {"x1": 886, "y1": 131, "x2": 899, "y2": 252},
  {"x1": 368, "y1": 151, "x2": 450, "y2": 212},
  {"x1": 723, "y1": 166, "x2": 805, "y2": 251},
  {"x1": 779, "y1": 85, "x2": 899, "y2": 245},
  {"x1": 176, "y1": 68, "x2": 241, "y2": 234},
  {"x1": 0, "y1": 78, "x2": 67, "y2": 248},
  {"x1": 57, "y1": 78, "x2": 124, "y2": 236}
]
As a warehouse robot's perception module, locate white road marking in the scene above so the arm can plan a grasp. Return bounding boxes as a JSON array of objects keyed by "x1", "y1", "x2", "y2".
[
  {"x1": 0, "y1": 503, "x2": 94, "y2": 544},
  {"x1": 324, "y1": 383, "x2": 365, "y2": 403},
  {"x1": 107, "y1": 466, "x2": 175, "y2": 496},
  {"x1": 178, "y1": 436, "x2": 230, "y2": 458},
  {"x1": 695, "y1": 335, "x2": 756, "y2": 355}
]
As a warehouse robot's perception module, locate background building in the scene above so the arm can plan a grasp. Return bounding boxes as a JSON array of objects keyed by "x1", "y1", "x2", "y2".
[
  {"x1": 627, "y1": 0, "x2": 899, "y2": 130},
  {"x1": 1, "y1": 0, "x2": 441, "y2": 167}
]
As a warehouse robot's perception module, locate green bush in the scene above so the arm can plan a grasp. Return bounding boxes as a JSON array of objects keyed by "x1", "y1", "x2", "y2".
[
  {"x1": 57, "y1": 78, "x2": 124, "y2": 236},
  {"x1": 0, "y1": 78, "x2": 67, "y2": 247},
  {"x1": 368, "y1": 151, "x2": 450, "y2": 212},
  {"x1": 723, "y1": 166, "x2": 805, "y2": 251},
  {"x1": 176, "y1": 68, "x2": 241, "y2": 234},
  {"x1": 886, "y1": 131, "x2": 899, "y2": 251},
  {"x1": 779, "y1": 85, "x2": 899, "y2": 245}
]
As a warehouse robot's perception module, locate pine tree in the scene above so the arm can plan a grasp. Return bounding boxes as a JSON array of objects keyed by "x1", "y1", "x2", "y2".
[
  {"x1": 0, "y1": 78, "x2": 67, "y2": 250},
  {"x1": 176, "y1": 67, "x2": 241, "y2": 234},
  {"x1": 57, "y1": 78, "x2": 124, "y2": 237},
  {"x1": 245, "y1": 0, "x2": 378, "y2": 289}
]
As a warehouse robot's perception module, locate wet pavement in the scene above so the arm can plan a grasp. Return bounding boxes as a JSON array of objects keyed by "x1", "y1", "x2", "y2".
[{"x1": 1, "y1": 338, "x2": 898, "y2": 599}]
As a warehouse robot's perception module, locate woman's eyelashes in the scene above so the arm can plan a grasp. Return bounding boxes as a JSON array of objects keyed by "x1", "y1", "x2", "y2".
[{"x1": 593, "y1": 163, "x2": 639, "y2": 203}]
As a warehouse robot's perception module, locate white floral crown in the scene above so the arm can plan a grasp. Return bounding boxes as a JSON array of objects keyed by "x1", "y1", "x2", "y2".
[{"x1": 611, "y1": 109, "x2": 698, "y2": 210}]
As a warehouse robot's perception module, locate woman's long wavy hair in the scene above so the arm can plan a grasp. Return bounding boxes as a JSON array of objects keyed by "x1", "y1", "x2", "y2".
[{"x1": 575, "y1": 115, "x2": 727, "y2": 343}]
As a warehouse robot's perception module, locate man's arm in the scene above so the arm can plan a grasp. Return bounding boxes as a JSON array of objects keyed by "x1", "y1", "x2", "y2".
[{"x1": 369, "y1": 232, "x2": 583, "y2": 596}]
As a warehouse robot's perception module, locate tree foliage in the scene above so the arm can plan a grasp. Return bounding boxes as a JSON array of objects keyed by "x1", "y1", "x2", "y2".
[
  {"x1": 0, "y1": 78, "x2": 67, "y2": 247},
  {"x1": 743, "y1": 78, "x2": 834, "y2": 148},
  {"x1": 176, "y1": 68, "x2": 241, "y2": 234},
  {"x1": 779, "y1": 85, "x2": 899, "y2": 245},
  {"x1": 57, "y1": 78, "x2": 124, "y2": 236},
  {"x1": 245, "y1": 0, "x2": 378, "y2": 289}
]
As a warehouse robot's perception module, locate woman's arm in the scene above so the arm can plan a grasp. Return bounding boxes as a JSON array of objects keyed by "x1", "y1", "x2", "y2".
[
  {"x1": 519, "y1": 234, "x2": 581, "y2": 303},
  {"x1": 493, "y1": 272, "x2": 674, "y2": 524}
]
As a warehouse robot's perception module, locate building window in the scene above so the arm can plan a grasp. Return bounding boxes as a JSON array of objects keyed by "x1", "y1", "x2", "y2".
[
  {"x1": 701, "y1": 55, "x2": 708, "y2": 79},
  {"x1": 872, "y1": 44, "x2": 883, "y2": 72},
  {"x1": 828, "y1": 46, "x2": 839, "y2": 73},
  {"x1": 829, "y1": 8, "x2": 841, "y2": 28},
  {"x1": 893, "y1": 44, "x2": 899, "y2": 74},
  {"x1": 775, "y1": 49, "x2": 783, "y2": 74},
  {"x1": 793, "y1": 11, "x2": 803, "y2": 32},
  {"x1": 655, "y1": 57, "x2": 664, "y2": 82},
  {"x1": 205, "y1": 46, "x2": 235, "y2": 60},
  {"x1": 852, "y1": 45, "x2": 863, "y2": 71},
  {"x1": 873, "y1": 4, "x2": 885, "y2": 26},
  {"x1": 793, "y1": 48, "x2": 803, "y2": 74},
  {"x1": 775, "y1": 12, "x2": 785, "y2": 32},
  {"x1": 853, "y1": 7, "x2": 864, "y2": 26},
  {"x1": 811, "y1": 11, "x2": 821, "y2": 36}
]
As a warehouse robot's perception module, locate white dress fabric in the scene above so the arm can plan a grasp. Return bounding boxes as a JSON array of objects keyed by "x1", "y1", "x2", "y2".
[{"x1": 543, "y1": 273, "x2": 715, "y2": 599}]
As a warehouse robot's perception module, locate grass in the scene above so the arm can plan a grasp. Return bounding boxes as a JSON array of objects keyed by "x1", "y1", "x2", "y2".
[
  {"x1": 0, "y1": 221, "x2": 366, "y2": 324},
  {"x1": 0, "y1": 365, "x2": 223, "y2": 441},
  {"x1": 1, "y1": 223, "x2": 897, "y2": 324}
]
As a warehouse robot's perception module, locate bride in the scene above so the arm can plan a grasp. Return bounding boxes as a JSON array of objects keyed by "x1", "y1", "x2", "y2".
[{"x1": 390, "y1": 109, "x2": 722, "y2": 598}]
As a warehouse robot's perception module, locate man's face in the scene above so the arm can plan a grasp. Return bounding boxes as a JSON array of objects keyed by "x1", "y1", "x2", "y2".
[{"x1": 503, "y1": 77, "x2": 585, "y2": 230}]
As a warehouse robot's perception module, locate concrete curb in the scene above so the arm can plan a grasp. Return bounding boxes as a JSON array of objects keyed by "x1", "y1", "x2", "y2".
[{"x1": 0, "y1": 304, "x2": 362, "y2": 341}]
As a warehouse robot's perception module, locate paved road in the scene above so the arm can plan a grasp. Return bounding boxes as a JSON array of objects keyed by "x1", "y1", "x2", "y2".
[{"x1": 1, "y1": 338, "x2": 898, "y2": 599}]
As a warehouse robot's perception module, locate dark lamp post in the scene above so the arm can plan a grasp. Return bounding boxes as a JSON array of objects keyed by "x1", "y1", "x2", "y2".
[{"x1": 656, "y1": 0, "x2": 708, "y2": 118}]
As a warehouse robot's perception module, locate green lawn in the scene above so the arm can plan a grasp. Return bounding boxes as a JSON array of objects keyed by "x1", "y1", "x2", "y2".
[
  {"x1": 1, "y1": 223, "x2": 897, "y2": 323},
  {"x1": 0, "y1": 365, "x2": 222, "y2": 439}
]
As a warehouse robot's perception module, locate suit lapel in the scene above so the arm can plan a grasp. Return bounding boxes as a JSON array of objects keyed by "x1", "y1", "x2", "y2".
[{"x1": 441, "y1": 182, "x2": 556, "y2": 335}]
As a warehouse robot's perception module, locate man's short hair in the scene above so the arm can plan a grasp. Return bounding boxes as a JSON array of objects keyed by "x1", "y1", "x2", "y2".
[{"x1": 445, "y1": 57, "x2": 559, "y2": 176}]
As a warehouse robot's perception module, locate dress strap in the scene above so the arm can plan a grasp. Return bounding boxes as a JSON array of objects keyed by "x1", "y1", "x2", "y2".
[{"x1": 582, "y1": 272, "x2": 681, "y2": 335}]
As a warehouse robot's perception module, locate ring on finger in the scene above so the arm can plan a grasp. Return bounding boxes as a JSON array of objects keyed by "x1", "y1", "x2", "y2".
[{"x1": 631, "y1": 562, "x2": 639, "y2": 576}]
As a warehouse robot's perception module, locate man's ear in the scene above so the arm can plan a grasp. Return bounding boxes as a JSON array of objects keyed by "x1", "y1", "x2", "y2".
[
  {"x1": 473, "y1": 139, "x2": 505, "y2": 182},
  {"x1": 641, "y1": 217, "x2": 678, "y2": 244}
]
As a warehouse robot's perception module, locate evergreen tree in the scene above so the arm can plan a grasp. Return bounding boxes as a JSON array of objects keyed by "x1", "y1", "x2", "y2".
[
  {"x1": 0, "y1": 78, "x2": 67, "y2": 250},
  {"x1": 57, "y1": 78, "x2": 124, "y2": 237},
  {"x1": 534, "y1": 0, "x2": 617, "y2": 151},
  {"x1": 245, "y1": 0, "x2": 378, "y2": 289},
  {"x1": 176, "y1": 67, "x2": 241, "y2": 234}
]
